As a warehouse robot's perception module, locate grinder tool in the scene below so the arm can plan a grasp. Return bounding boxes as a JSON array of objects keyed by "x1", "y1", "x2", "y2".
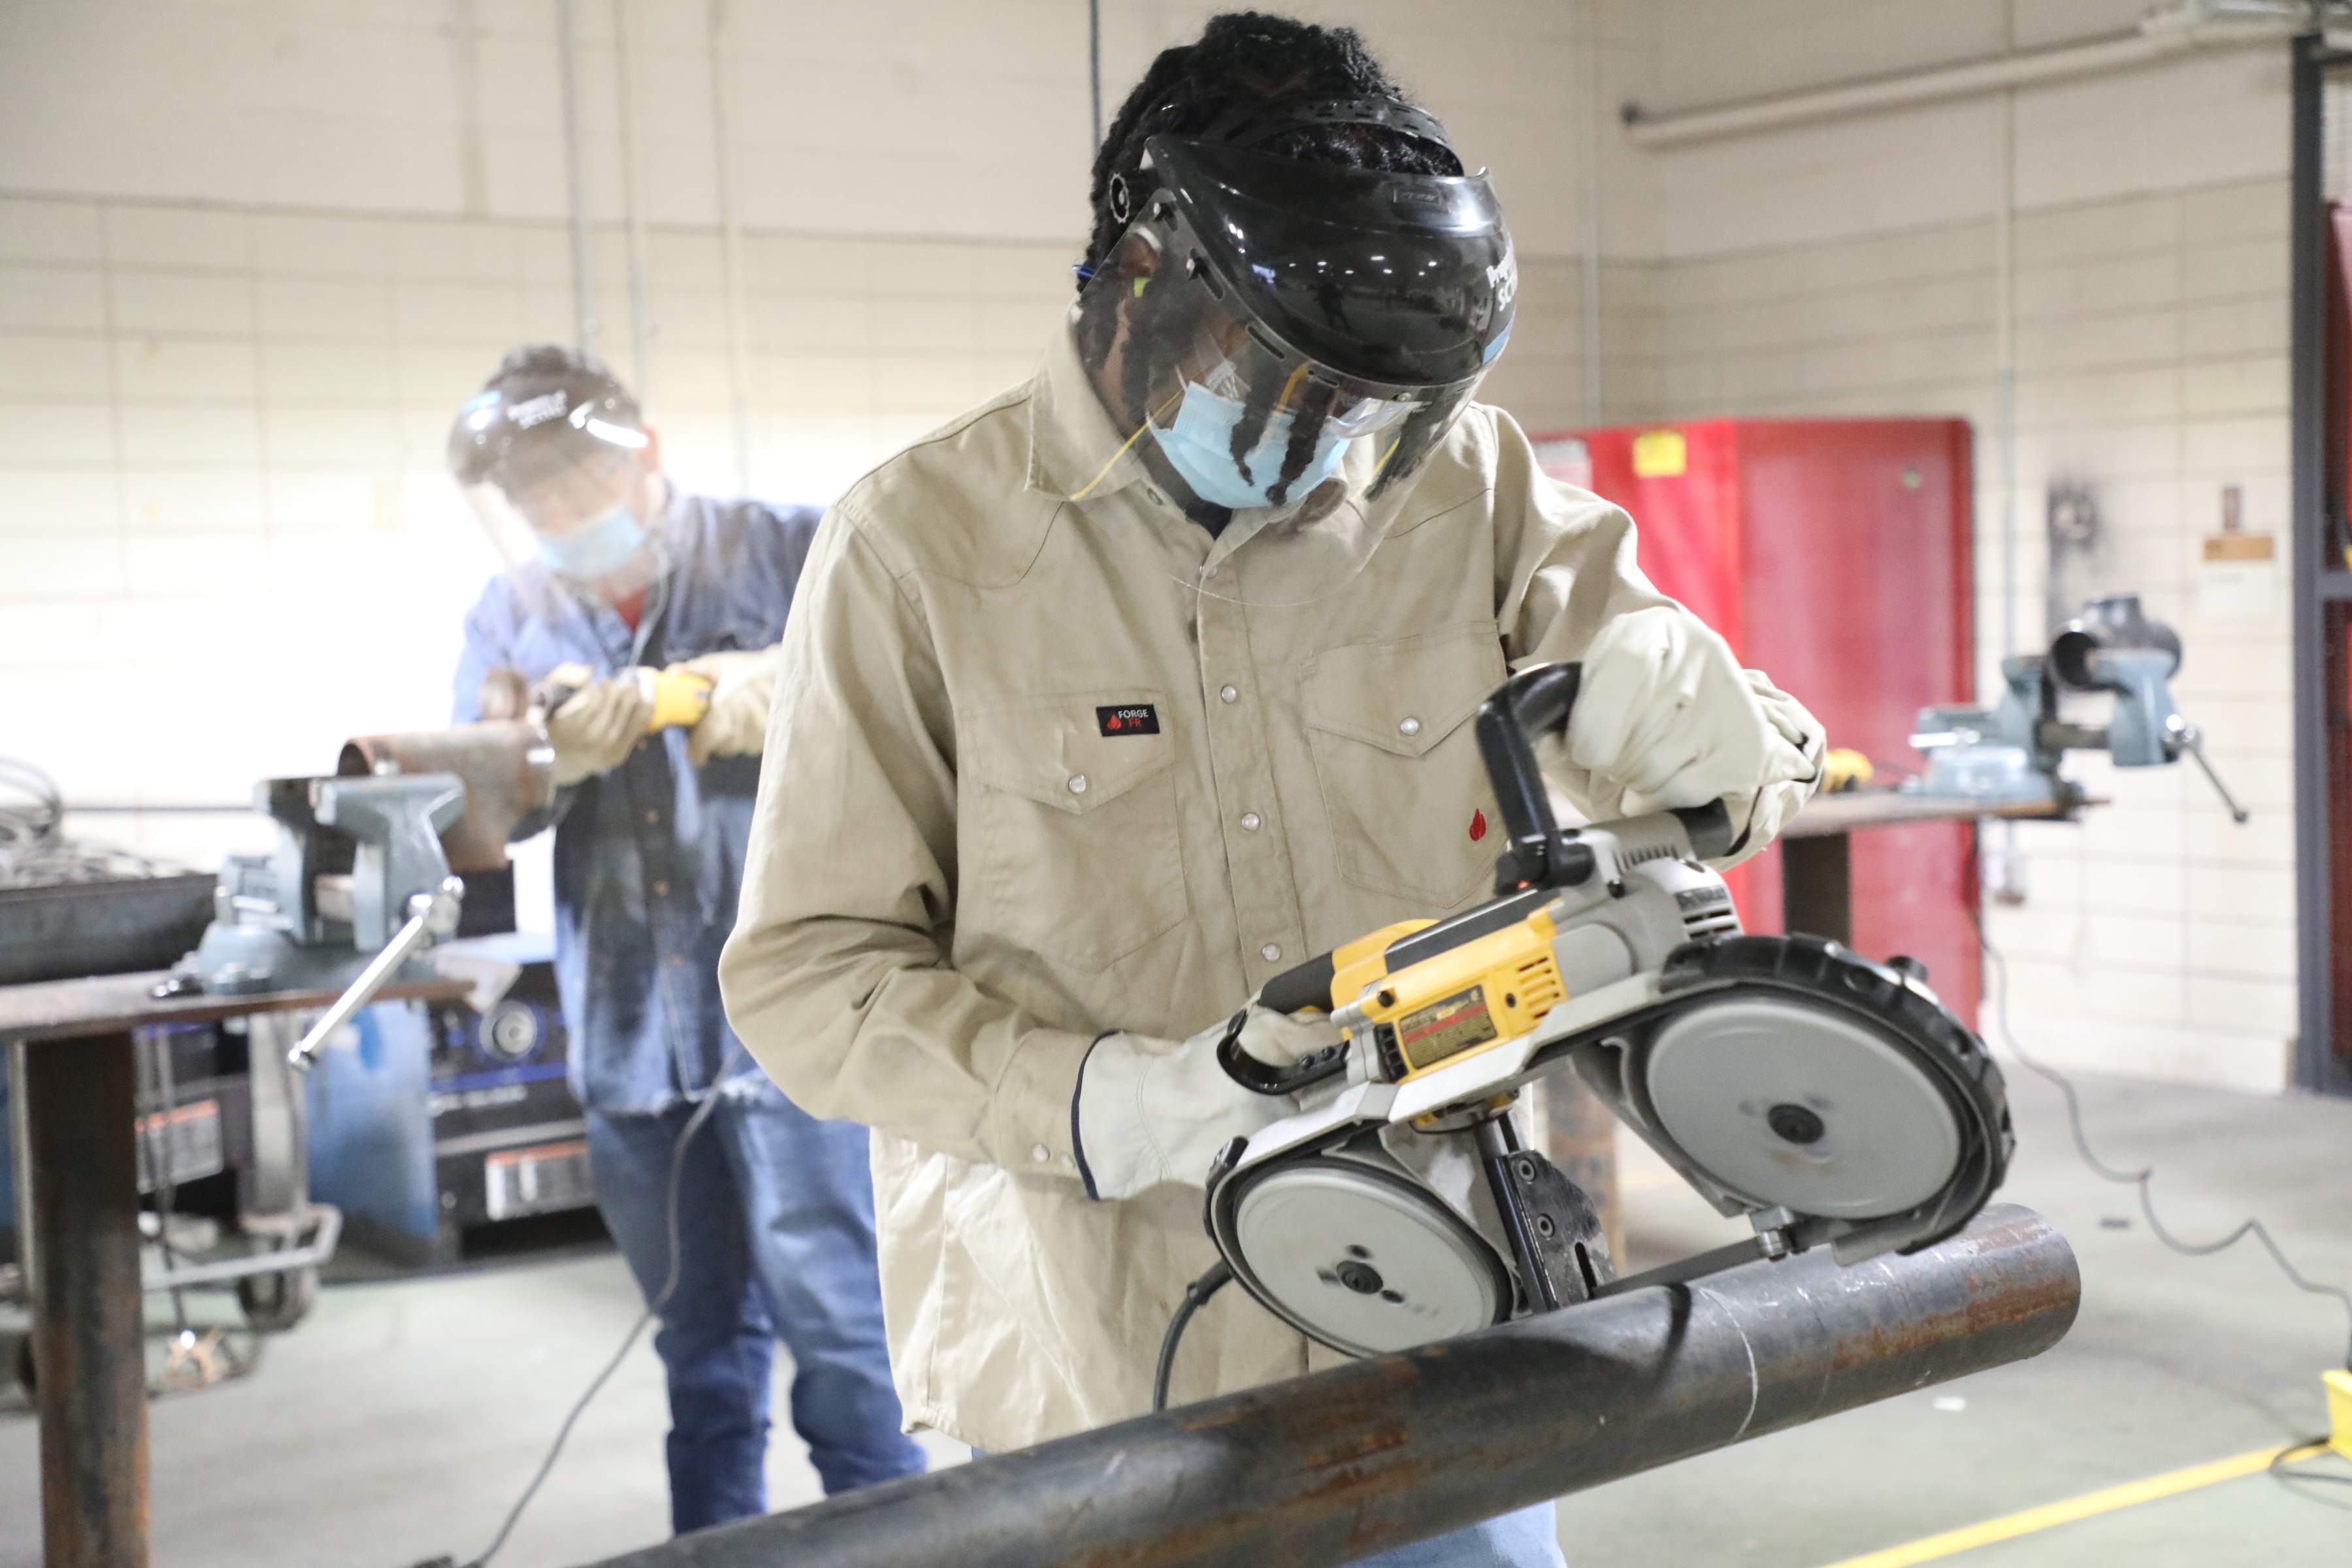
[{"x1": 1185, "y1": 663, "x2": 2012, "y2": 1368}]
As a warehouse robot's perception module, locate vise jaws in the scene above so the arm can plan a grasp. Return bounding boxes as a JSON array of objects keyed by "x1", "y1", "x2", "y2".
[{"x1": 1909, "y1": 595, "x2": 2247, "y2": 821}]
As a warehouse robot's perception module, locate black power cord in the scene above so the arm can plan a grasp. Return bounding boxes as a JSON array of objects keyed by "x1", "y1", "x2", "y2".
[
  {"x1": 1153, "y1": 1262, "x2": 1232, "y2": 1413},
  {"x1": 424, "y1": 1047, "x2": 749, "y2": 1568},
  {"x1": 2267, "y1": 1439, "x2": 2352, "y2": 1513},
  {"x1": 1972, "y1": 912, "x2": 2352, "y2": 1370}
]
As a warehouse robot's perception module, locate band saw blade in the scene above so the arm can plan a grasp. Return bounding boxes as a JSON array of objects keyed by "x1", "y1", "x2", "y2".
[{"x1": 1642, "y1": 995, "x2": 1962, "y2": 1219}]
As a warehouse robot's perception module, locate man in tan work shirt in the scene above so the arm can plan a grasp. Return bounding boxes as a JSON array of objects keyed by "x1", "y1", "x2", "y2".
[{"x1": 721, "y1": 17, "x2": 1820, "y2": 1565}]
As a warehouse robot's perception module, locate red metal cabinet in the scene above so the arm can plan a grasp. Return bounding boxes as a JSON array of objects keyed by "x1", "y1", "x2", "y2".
[{"x1": 1529, "y1": 418, "x2": 1981, "y2": 1027}]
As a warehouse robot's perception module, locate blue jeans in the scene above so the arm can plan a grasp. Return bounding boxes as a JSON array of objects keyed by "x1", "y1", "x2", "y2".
[
  {"x1": 970, "y1": 1455, "x2": 1561, "y2": 1567},
  {"x1": 586, "y1": 1094, "x2": 924, "y2": 1532},
  {"x1": 1352, "y1": 1503, "x2": 1565, "y2": 1567}
]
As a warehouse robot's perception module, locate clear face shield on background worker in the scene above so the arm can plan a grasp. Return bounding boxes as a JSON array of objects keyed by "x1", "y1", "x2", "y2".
[
  {"x1": 451, "y1": 380, "x2": 667, "y2": 588},
  {"x1": 446, "y1": 379, "x2": 721, "y2": 771},
  {"x1": 1067, "y1": 110, "x2": 1517, "y2": 609}
]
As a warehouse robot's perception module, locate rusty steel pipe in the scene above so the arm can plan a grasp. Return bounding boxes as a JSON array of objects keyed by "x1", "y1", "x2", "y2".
[
  {"x1": 336, "y1": 720, "x2": 553, "y2": 874},
  {"x1": 582, "y1": 1203, "x2": 2076, "y2": 1568}
]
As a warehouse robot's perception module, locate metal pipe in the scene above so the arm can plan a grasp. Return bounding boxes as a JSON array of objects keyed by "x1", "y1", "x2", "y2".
[
  {"x1": 555, "y1": 0, "x2": 600, "y2": 355},
  {"x1": 612, "y1": 0, "x2": 656, "y2": 399},
  {"x1": 707, "y1": 0, "x2": 753, "y2": 497},
  {"x1": 1578, "y1": 0, "x2": 1603, "y2": 425},
  {"x1": 1623, "y1": 5, "x2": 2295, "y2": 149},
  {"x1": 1088, "y1": 0, "x2": 1102, "y2": 155},
  {"x1": 579, "y1": 1203, "x2": 2078, "y2": 1568},
  {"x1": 2289, "y1": 31, "x2": 2342, "y2": 1092},
  {"x1": 141, "y1": 1205, "x2": 340, "y2": 1292}
]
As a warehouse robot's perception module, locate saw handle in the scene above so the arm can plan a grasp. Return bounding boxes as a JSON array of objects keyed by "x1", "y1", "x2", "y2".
[
  {"x1": 1258, "y1": 953, "x2": 1337, "y2": 1017},
  {"x1": 1215, "y1": 1009, "x2": 1350, "y2": 1096},
  {"x1": 1476, "y1": 663, "x2": 1739, "y2": 878},
  {"x1": 1476, "y1": 664, "x2": 1595, "y2": 892}
]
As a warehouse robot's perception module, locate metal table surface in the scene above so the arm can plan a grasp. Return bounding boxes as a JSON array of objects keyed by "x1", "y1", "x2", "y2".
[
  {"x1": 1780, "y1": 788, "x2": 2087, "y2": 839},
  {"x1": 3, "y1": 968, "x2": 471, "y2": 1568},
  {"x1": 1774, "y1": 789, "x2": 2087, "y2": 949}
]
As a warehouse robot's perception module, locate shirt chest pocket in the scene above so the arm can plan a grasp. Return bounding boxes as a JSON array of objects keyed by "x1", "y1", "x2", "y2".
[
  {"x1": 961, "y1": 691, "x2": 1189, "y2": 973},
  {"x1": 1305, "y1": 622, "x2": 1508, "y2": 910}
]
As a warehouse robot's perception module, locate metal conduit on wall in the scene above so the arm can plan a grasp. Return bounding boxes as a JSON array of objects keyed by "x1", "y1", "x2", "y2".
[{"x1": 1621, "y1": 3, "x2": 2302, "y2": 149}]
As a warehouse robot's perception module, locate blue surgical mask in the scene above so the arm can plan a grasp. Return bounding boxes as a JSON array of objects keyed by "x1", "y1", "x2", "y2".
[
  {"x1": 1149, "y1": 380, "x2": 1352, "y2": 511},
  {"x1": 537, "y1": 497, "x2": 647, "y2": 580}
]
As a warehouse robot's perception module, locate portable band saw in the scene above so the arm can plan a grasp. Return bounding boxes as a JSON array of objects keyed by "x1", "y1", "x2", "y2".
[{"x1": 1180, "y1": 663, "x2": 2013, "y2": 1371}]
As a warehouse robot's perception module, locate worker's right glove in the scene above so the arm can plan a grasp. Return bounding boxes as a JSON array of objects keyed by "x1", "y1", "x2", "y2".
[
  {"x1": 1071, "y1": 1005, "x2": 1334, "y2": 1201},
  {"x1": 1565, "y1": 606, "x2": 1820, "y2": 850},
  {"x1": 542, "y1": 661, "x2": 655, "y2": 787}
]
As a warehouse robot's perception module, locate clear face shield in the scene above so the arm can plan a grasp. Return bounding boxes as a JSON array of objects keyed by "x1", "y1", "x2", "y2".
[
  {"x1": 449, "y1": 385, "x2": 661, "y2": 587},
  {"x1": 1068, "y1": 132, "x2": 1515, "y2": 607}
]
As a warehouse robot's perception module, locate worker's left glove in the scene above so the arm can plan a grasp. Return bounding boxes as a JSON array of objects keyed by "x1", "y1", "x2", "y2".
[
  {"x1": 1072, "y1": 1005, "x2": 1333, "y2": 1201},
  {"x1": 675, "y1": 645, "x2": 783, "y2": 769},
  {"x1": 1566, "y1": 606, "x2": 1822, "y2": 857}
]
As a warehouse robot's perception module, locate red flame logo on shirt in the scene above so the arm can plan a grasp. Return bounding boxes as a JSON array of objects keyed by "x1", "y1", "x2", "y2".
[{"x1": 1469, "y1": 809, "x2": 1488, "y2": 841}]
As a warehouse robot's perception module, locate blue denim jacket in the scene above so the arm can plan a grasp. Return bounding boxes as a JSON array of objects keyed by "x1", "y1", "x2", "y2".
[{"x1": 453, "y1": 493, "x2": 821, "y2": 1115}]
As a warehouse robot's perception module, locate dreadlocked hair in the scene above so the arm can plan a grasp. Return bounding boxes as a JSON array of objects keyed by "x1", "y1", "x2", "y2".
[{"x1": 1082, "y1": 14, "x2": 1465, "y2": 510}]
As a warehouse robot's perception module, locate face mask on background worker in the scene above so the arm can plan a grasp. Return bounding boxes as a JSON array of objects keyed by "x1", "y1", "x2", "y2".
[
  {"x1": 1066, "y1": 100, "x2": 1516, "y2": 604},
  {"x1": 447, "y1": 378, "x2": 664, "y2": 592}
]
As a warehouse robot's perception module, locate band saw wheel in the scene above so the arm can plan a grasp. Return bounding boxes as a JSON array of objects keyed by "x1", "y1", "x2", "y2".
[
  {"x1": 1624, "y1": 934, "x2": 2014, "y2": 1252},
  {"x1": 1207, "y1": 1146, "x2": 1514, "y2": 1359}
]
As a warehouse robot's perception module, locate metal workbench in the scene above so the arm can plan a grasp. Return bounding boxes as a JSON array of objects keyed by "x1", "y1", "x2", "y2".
[
  {"x1": 3, "y1": 969, "x2": 470, "y2": 1568},
  {"x1": 1777, "y1": 789, "x2": 2080, "y2": 948}
]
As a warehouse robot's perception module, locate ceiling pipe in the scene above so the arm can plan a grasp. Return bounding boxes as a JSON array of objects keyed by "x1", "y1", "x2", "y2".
[{"x1": 1623, "y1": 1, "x2": 2304, "y2": 149}]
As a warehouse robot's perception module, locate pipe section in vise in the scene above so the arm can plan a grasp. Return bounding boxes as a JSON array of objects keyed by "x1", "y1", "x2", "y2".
[{"x1": 580, "y1": 1203, "x2": 2078, "y2": 1568}]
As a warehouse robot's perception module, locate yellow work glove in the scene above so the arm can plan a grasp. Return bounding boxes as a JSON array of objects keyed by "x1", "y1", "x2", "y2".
[
  {"x1": 542, "y1": 662, "x2": 655, "y2": 787},
  {"x1": 675, "y1": 645, "x2": 783, "y2": 769}
]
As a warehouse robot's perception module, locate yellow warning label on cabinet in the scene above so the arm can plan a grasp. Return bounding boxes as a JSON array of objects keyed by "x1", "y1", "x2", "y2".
[{"x1": 1631, "y1": 429, "x2": 1687, "y2": 478}]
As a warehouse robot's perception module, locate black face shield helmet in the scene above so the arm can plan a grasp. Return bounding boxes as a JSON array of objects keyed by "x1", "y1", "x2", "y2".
[{"x1": 1073, "y1": 97, "x2": 1516, "y2": 533}]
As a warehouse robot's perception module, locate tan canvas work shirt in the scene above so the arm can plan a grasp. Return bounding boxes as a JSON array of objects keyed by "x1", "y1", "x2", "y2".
[{"x1": 721, "y1": 323, "x2": 1821, "y2": 1453}]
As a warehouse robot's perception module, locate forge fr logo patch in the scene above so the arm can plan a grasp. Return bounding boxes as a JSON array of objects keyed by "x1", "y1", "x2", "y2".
[{"x1": 1096, "y1": 704, "x2": 1160, "y2": 736}]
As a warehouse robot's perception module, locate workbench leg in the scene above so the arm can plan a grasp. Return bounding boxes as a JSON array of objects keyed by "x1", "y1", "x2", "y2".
[
  {"x1": 1781, "y1": 832, "x2": 1854, "y2": 948},
  {"x1": 22, "y1": 1032, "x2": 152, "y2": 1568}
]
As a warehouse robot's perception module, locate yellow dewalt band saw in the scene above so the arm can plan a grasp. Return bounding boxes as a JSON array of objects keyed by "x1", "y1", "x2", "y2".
[{"x1": 1190, "y1": 662, "x2": 2012, "y2": 1365}]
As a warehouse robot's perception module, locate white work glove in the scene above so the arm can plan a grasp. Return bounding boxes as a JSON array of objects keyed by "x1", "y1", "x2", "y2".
[
  {"x1": 676, "y1": 645, "x2": 782, "y2": 768},
  {"x1": 1565, "y1": 606, "x2": 1821, "y2": 858},
  {"x1": 543, "y1": 661, "x2": 654, "y2": 787},
  {"x1": 1072, "y1": 1004, "x2": 1337, "y2": 1201}
]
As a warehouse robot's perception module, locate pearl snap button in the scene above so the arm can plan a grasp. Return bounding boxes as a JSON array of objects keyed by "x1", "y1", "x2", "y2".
[
  {"x1": 1030, "y1": 1143, "x2": 1051, "y2": 1163},
  {"x1": 1261, "y1": 943, "x2": 1282, "y2": 962},
  {"x1": 1397, "y1": 716, "x2": 1422, "y2": 736},
  {"x1": 1068, "y1": 774, "x2": 1088, "y2": 794},
  {"x1": 1220, "y1": 685, "x2": 1238, "y2": 703},
  {"x1": 1241, "y1": 812, "x2": 1261, "y2": 831}
]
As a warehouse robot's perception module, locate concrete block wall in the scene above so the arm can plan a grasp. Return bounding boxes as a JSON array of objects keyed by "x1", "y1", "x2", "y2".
[
  {"x1": 0, "y1": 191, "x2": 1072, "y2": 872},
  {"x1": 0, "y1": 0, "x2": 1593, "y2": 873},
  {"x1": 3, "y1": 0, "x2": 2306, "y2": 1089},
  {"x1": 1605, "y1": 1, "x2": 2302, "y2": 1089}
]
